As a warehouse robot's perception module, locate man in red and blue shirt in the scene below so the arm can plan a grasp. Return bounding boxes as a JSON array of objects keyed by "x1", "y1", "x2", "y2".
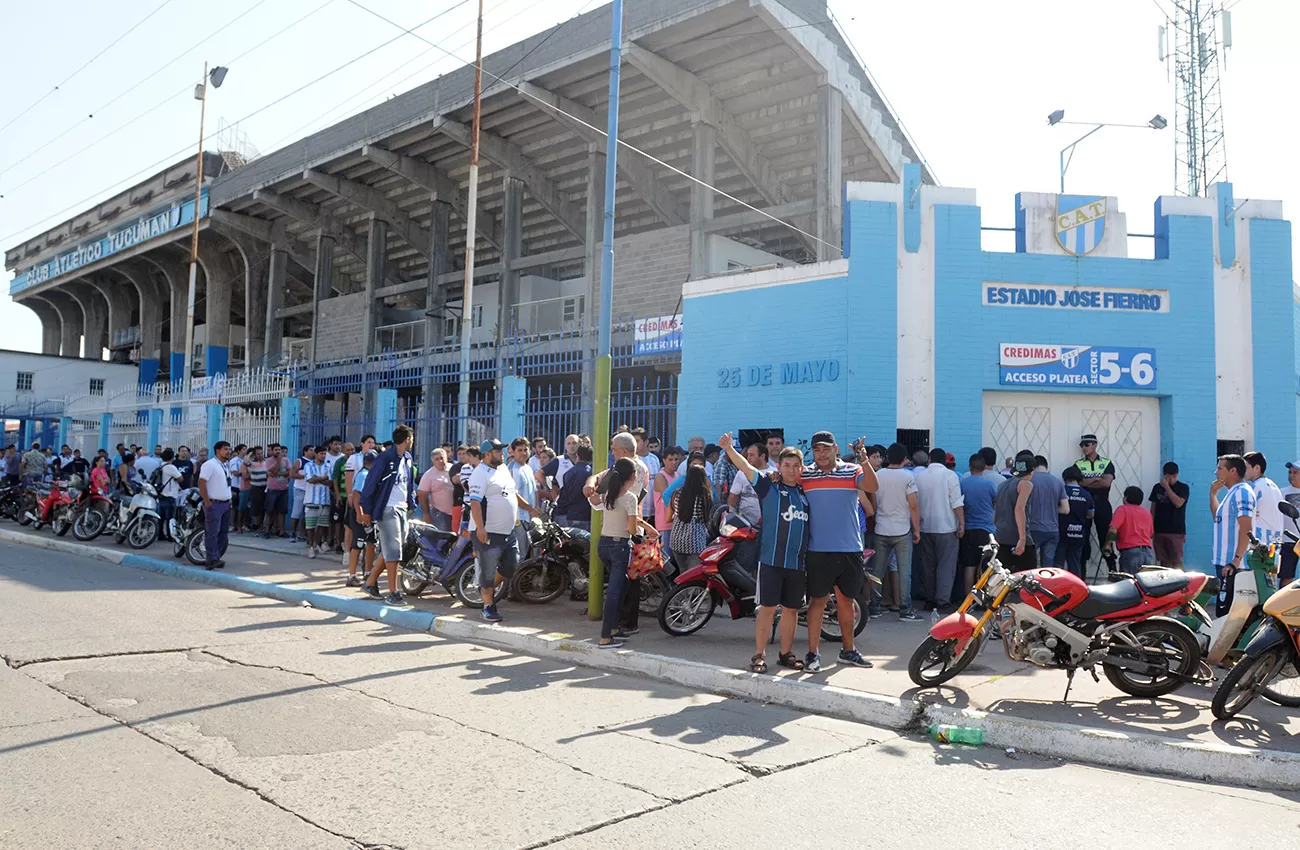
[{"x1": 801, "y1": 430, "x2": 879, "y2": 672}]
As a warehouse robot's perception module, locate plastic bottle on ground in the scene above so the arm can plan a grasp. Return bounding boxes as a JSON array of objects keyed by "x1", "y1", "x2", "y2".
[{"x1": 927, "y1": 724, "x2": 984, "y2": 745}]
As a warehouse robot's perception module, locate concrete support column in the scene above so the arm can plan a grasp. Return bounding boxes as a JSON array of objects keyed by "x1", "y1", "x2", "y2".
[
  {"x1": 58, "y1": 417, "x2": 71, "y2": 451},
  {"x1": 309, "y1": 234, "x2": 335, "y2": 367},
  {"x1": 236, "y1": 238, "x2": 269, "y2": 369},
  {"x1": 44, "y1": 291, "x2": 84, "y2": 359},
  {"x1": 374, "y1": 388, "x2": 398, "y2": 442},
  {"x1": 582, "y1": 147, "x2": 606, "y2": 415},
  {"x1": 265, "y1": 246, "x2": 287, "y2": 365},
  {"x1": 206, "y1": 405, "x2": 224, "y2": 451},
  {"x1": 197, "y1": 239, "x2": 237, "y2": 378},
  {"x1": 424, "y1": 200, "x2": 452, "y2": 421},
  {"x1": 278, "y1": 396, "x2": 301, "y2": 456},
  {"x1": 363, "y1": 216, "x2": 387, "y2": 357},
  {"x1": 143, "y1": 256, "x2": 188, "y2": 383},
  {"x1": 147, "y1": 409, "x2": 163, "y2": 454},
  {"x1": 27, "y1": 297, "x2": 62, "y2": 356},
  {"x1": 499, "y1": 376, "x2": 527, "y2": 444},
  {"x1": 89, "y1": 272, "x2": 135, "y2": 362},
  {"x1": 689, "y1": 120, "x2": 716, "y2": 279},
  {"x1": 497, "y1": 176, "x2": 525, "y2": 354},
  {"x1": 118, "y1": 263, "x2": 163, "y2": 386},
  {"x1": 815, "y1": 84, "x2": 844, "y2": 261},
  {"x1": 98, "y1": 413, "x2": 112, "y2": 454},
  {"x1": 66, "y1": 280, "x2": 108, "y2": 360}
]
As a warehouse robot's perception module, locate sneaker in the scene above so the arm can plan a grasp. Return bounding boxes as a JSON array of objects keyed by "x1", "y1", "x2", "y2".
[
  {"x1": 481, "y1": 605, "x2": 503, "y2": 623},
  {"x1": 345, "y1": 576, "x2": 362, "y2": 588},
  {"x1": 363, "y1": 584, "x2": 381, "y2": 598},
  {"x1": 898, "y1": 610, "x2": 922, "y2": 622},
  {"x1": 838, "y1": 649, "x2": 874, "y2": 668},
  {"x1": 289, "y1": 535, "x2": 298, "y2": 544},
  {"x1": 804, "y1": 652, "x2": 822, "y2": 673},
  {"x1": 383, "y1": 593, "x2": 404, "y2": 606},
  {"x1": 307, "y1": 545, "x2": 317, "y2": 559},
  {"x1": 597, "y1": 639, "x2": 624, "y2": 649},
  {"x1": 868, "y1": 607, "x2": 885, "y2": 620},
  {"x1": 619, "y1": 626, "x2": 640, "y2": 636}
]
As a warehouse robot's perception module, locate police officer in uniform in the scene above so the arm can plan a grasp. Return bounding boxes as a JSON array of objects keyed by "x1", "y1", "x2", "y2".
[{"x1": 1074, "y1": 434, "x2": 1116, "y2": 570}]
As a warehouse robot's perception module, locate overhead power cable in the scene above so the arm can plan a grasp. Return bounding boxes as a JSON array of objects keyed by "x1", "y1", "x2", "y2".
[{"x1": 0, "y1": 0, "x2": 178, "y2": 136}]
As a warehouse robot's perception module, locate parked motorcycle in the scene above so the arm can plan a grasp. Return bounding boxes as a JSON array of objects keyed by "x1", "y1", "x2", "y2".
[
  {"x1": 657, "y1": 511, "x2": 866, "y2": 642},
  {"x1": 170, "y1": 488, "x2": 207, "y2": 566},
  {"x1": 0, "y1": 481, "x2": 28, "y2": 522},
  {"x1": 908, "y1": 543, "x2": 1210, "y2": 698},
  {"x1": 27, "y1": 478, "x2": 72, "y2": 532},
  {"x1": 395, "y1": 519, "x2": 506, "y2": 608},
  {"x1": 1210, "y1": 501, "x2": 1300, "y2": 719},
  {"x1": 510, "y1": 519, "x2": 593, "y2": 604},
  {"x1": 48, "y1": 475, "x2": 83, "y2": 536},
  {"x1": 71, "y1": 484, "x2": 116, "y2": 541},
  {"x1": 113, "y1": 481, "x2": 162, "y2": 549}
]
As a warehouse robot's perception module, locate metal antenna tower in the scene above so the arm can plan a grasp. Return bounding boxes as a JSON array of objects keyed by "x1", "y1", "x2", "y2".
[{"x1": 1162, "y1": 0, "x2": 1232, "y2": 196}]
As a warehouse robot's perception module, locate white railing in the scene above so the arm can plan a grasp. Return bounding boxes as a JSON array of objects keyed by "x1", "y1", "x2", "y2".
[
  {"x1": 221, "y1": 368, "x2": 292, "y2": 404},
  {"x1": 63, "y1": 369, "x2": 292, "y2": 420},
  {"x1": 223, "y1": 406, "x2": 281, "y2": 451},
  {"x1": 157, "y1": 412, "x2": 207, "y2": 455},
  {"x1": 67, "y1": 421, "x2": 99, "y2": 454}
]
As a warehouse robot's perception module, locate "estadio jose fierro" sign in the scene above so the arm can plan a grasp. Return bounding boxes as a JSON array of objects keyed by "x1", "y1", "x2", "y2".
[{"x1": 717, "y1": 359, "x2": 840, "y2": 388}]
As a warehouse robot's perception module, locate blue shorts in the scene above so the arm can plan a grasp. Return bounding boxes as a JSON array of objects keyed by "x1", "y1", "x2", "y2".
[{"x1": 472, "y1": 532, "x2": 520, "y2": 581}]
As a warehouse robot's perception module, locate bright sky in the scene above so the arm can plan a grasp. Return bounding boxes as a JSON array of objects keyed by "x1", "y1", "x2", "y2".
[{"x1": 0, "y1": 0, "x2": 1292, "y2": 354}]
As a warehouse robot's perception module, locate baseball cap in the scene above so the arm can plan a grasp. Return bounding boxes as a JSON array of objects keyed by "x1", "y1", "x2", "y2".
[
  {"x1": 479, "y1": 438, "x2": 504, "y2": 454},
  {"x1": 811, "y1": 430, "x2": 836, "y2": 447},
  {"x1": 945, "y1": 452, "x2": 956, "y2": 467},
  {"x1": 1079, "y1": 433, "x2": 1098, "y2": 445},
  {"x1": 1287, "y1": 461, "x2": 1300, "y2": 470}
]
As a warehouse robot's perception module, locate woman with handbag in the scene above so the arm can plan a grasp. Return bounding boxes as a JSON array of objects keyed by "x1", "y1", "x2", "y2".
[
  {"x1": 593, "y1": 458, "x2": 658, "y2": 648},
  {"x1": 667, "y1": 460, "x2": 713, "y2": 573}
]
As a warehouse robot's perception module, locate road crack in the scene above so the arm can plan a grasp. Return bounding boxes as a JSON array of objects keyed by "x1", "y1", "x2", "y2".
[
  {"x1": 4, "y1": 646, "x2": 212, "y2": 669},
  {"x1": 17, "y1": 666, "x2": 392, "y2": 850}
]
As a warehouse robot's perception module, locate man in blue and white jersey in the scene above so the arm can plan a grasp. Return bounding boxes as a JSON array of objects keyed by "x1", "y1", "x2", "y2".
[
  {"x1": 719, "y1": 432, "x2": 810, "y2": 675},
  {"x1": 1211, "y1": 454, "x2": 1258, "y2": 618}
]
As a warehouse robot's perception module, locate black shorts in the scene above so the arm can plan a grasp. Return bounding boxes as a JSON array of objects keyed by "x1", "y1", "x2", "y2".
[
  {"x1": 264, "y1": 488, "x2": 288, "y2": 516},
  {"x1": 959, "y1": 529, "x2": 992, "y2": 568},
  {"x1": 349, "y1": 512, "x2": 370, "y2": 549},
  {"x1": 331, "y1": 498, "x2": 345, "y2": 523},
  {"x1": 996, "y1": 541, "x2": 1038, "y2": 572},
  {"x1": 250, "y1": 486, "x2": 266, "y2": 520},
  {"x1": 805, "y1": 551, "x2": 866, "y2": 599},
  {"x1": 756, "y1": 563, "x2": 806, "y2": 609}
]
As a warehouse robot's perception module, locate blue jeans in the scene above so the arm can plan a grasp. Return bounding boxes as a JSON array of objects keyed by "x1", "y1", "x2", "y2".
[
  {"x1": 870, "y1": 533, "x2": 913, "y2": 615},
  {"x1": 598, "y1": 536, "x2": 631, "y2": 639},
  {"x1": 1120, "y1": 546, "x2": 1155, "y2": 573},
  {"x1": 429, "y1": 509, "x2": 451, "y2": 532},
  {"x1": 1059, "y1": 538, "x2": 1086, "y2": 580},
  {"x1": 1030, "y1": 530, "x2": 1059, "y2": 567}
]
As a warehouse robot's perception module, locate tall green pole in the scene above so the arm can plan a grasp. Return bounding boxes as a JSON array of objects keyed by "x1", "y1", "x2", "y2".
[{"x1": 588, "y1": 0, "x2": 624, "y2": 620}]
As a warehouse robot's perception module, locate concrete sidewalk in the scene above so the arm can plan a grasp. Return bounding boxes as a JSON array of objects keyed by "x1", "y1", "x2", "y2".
[{"x1": 4, "y1": 523, "x2": 1297, "y2": 788}]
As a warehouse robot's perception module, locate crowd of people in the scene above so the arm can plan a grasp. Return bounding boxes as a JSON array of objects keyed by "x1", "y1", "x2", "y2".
[{"x1": 10, "y1": 424, "x2": 1298, "y2": 672}]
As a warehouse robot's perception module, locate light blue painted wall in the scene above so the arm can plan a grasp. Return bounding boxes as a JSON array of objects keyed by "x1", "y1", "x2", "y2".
[{"x1": 1249, "y1": 217, "x2": 1297, "y2": 471}]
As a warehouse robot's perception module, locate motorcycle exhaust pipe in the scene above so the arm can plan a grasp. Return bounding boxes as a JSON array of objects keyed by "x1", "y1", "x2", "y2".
[{"x1": 24, "y1": 512, "x2": 39, "y2": 524}]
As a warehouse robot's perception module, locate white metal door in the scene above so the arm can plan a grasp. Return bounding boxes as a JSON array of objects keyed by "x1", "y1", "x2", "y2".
[{"x1": 982, "y1": 391, "x2": 1161, "y2": 513}]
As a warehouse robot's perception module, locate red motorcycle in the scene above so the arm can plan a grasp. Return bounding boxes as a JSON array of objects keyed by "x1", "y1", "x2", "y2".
[
  {"x1": 656, "y1": 511, "x2": 865, "y2": 642},
  {"x1": 69, "y1": 477, "x2": 115, "y2": 540},
  {"x1": 908, "y1": 544, "x2": 1212, "y2": 698},
  {"x1": 27, "y1": 478, "x2": 73, "y2": 535}
]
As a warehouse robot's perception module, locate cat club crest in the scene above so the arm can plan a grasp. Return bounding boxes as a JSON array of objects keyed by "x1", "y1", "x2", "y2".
[{"x1": 1055, "y1": 195, "x2": 1107, "y2": 256}]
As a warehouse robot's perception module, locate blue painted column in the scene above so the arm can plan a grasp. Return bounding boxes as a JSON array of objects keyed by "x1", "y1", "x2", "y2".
[
  {"x1": 58, "y1": 417, "x2": 71, "y2": 450},
  {"x1": 98, "y1": 413, "x2": 112, "y2": 453},
  {"x1": 20, "y1": 420, "x2": 33, "y2": 449},
  {"x1": 138, "y1": 358, "x2": 160, "y2": 389},
  {"x1": 147, "y1": 408, "x2": 163, "y2": 453},
  {"x1": 205, "y1": 405, "x2": 223, "y2": 451},
  {"x1": 499, "y1": 376, "x2": 527, "y2": 442},
  {"x1": 170, "y1": 351, "x2": 186, "y2": 384},
  {"x1": 374, "y1": 388, "x2": 398, "y2": 443},
  {"x1": 205, "y1": 346, "x2": 229, "y2": 380},
  {"x1": 279, "y1": 397, "x2": 301, "y2": 454}
]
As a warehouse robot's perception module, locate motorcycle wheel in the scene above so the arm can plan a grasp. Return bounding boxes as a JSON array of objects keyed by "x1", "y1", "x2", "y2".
[
  {"x1": 173, "y1": 532, "x2": 187, "y2": 559},
  {"x1": 400, "y1": 572, "x2": 430, "y2": 597},
  {"x1": 812, "y1": 595, "x2": 868, "y2": 643},
  {"x1": 1212, "y1": 648, "x2": 1290, "y2": 721},
  {"x1": 74, "y1": 507, "x2": 106, "y2": 541},
  {"x1": 657, "y1": 582, "x2": 715, "y2": 636},
  {"x1": 638, "y1": 571, "x2": 670, "y2": 615},
  {"x1": 127, "y1": 517, "x2": 160, "y2": 550},
  {"x1": 1103, "y1": 618, "x2": 1201, "y2": 698},
  {"x1": 511, "y1": 558, "x2": 568, "y2": 604},
  {"x1": 185, "y1": 530, "x2": 207, "y2": 566},
  {"x1": 52, "y1": 505, "x2": 72, "y2": 537},
  {"x1": 908, "y1": 633, "x2": 984, "y2": 687},
  {"x1": 18, "y1": 493, "x2": 36, "y2": 525},
  {"x1": 1262, "y1": 656, "x2": 1300, "y2": 708},
  {"x1": 451, "y1": 564, "x2": 506, "y2": 609}
]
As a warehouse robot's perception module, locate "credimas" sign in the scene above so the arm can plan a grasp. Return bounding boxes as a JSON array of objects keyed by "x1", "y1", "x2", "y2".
[
  {"x1": 633, "y1": 314, "x2": 682, "y2": 355},
  {"x1": 999, "y1": 343, "x2": 1157, "y2": 389},
  {"x1": 983, "y1": 283, "x2": 1169, "y2": 313}
]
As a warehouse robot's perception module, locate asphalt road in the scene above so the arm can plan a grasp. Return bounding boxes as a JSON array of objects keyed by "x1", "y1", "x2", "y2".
[{"x1": 4, "y1": 541, "x2": 1300, "y2": 850}]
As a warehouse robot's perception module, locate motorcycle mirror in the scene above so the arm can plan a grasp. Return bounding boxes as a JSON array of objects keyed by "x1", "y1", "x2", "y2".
[{"x1": 1279, "y1": 500, "x2": 1300, "y2": 520}]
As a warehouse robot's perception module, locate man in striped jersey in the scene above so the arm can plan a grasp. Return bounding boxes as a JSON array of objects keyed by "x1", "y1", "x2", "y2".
[
  {"x1": 719, "y1": 432, "x2": 811, "y2": 674},
  {"x1": 801, "y1": 431, "x2": 879, "y2": 672},
  {"x1": 1210, "y1": 454, "x2": 1258, "y2": 618},
  {"x1": 1244, "y1": 452, "x2": 1285, "y2": 549}
]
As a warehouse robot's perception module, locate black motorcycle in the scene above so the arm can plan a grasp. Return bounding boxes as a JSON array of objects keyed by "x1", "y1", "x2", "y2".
[
  {"x1": 0, "y1": 482, "x2": 27, "y2": 522},
  {"x1": 170, "y1": 488, "x2": 207, "y2": 566},
  {"x1": 510, "y1": 519, "x2": 593, "y2": 604}
]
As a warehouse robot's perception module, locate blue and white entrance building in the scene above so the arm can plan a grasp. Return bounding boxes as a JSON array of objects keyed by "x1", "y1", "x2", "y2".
[{"x1": 679, "y1": 164, "x2": 1295, "y2": 566}]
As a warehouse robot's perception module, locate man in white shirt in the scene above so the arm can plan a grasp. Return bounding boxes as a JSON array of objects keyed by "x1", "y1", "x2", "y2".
[
  {"x1": 632, "y1": 427, "x2": 660, "y2": 520},
  {"x1": 469, "y1": 439, "x2": 520, "y2": 622},
  {"x1": 914, "y1": 447, "x2": 966, "y2": 617},
  {"x1": 198, "y1": 441, "x2": 234, "y2": 570},
  {"x1": 342, "y1": 435, "x2": 376, "y2": 562},
  {"x1": 302, "y1": 446, "x2": 334, "y2": 559},
  {"x1": 869, "y1": 443, "x2": 921, "y2": 619},
  {"x1": 322, "y1": 435, "x2": 345, "y2": 552},
  {"x1": 1245, "y1": 451, "x2": 1285, "y2": 549},
  {"x1": 528, "y1": 437, "x2": 548, "y2": 473}
]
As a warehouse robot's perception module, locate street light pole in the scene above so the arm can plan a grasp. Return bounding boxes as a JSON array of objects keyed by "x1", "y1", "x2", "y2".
[
  {"x1": 183, "y1": 62, "x2": 210, "y2": 408},
  {"x1": 456, "y1": 0, "x2": 484, "y2": 445},
  {"x1": 1059, "y1": 124, "x2": 1105, "y2": 193},
  {"x1": 1049, "y1": 112, "x2": 1167, "y2": 193}
]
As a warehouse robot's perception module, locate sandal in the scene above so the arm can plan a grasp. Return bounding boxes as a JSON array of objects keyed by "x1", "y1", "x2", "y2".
[
  {"x1": 749, "y1": 653, "x2": 768, "y2": 673},
  {"x1": 777, "y1": 652, "x2": 804, "y2": 670}
]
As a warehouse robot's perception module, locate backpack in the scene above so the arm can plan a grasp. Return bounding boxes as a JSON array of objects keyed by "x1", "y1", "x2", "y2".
[{"x1": 148, "y1": 464, "x2": 165, "y2": 491}]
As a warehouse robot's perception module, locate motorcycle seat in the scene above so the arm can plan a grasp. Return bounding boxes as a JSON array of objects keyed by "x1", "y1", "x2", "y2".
[
  {"x1": 410, "y1": 521, "x2": 458, "y2": 541},
  {"x1": 1134, "y1": 569, "x2": 1189, "y2": 597},
  {"x1": 1070, "y1": 580, "x2": 1143, "y2": 619}
]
